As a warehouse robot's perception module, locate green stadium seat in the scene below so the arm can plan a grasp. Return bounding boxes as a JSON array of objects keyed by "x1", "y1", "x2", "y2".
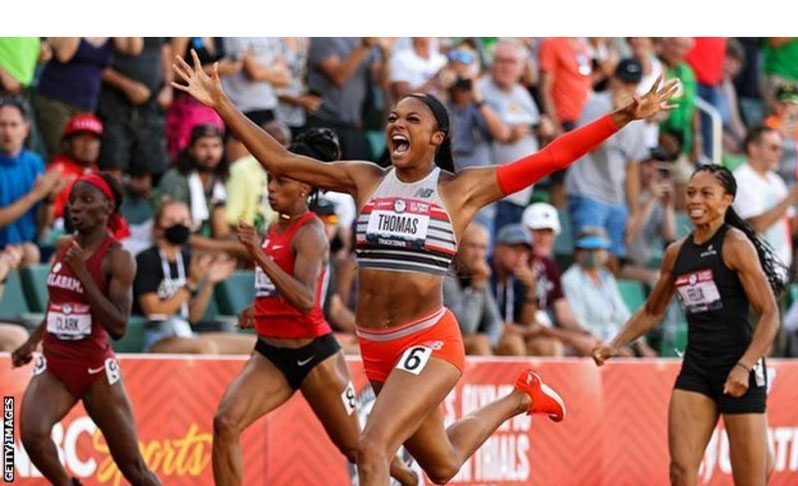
[
  {"x1": 0, "y1": 270, "x2": 30, "y2": 321},
  {"x1": 215, "y1": 271, "x2": 255, "y2": 316},
  {"x1": 366, "y1": 130, "x2": 386, "y2": 161},
  {"x1": 675, "y1": 212, "x2": 692, "y2": 239},
  {"x1": 617, "y1": 279, "x2": 646, "y2": 313},
  {"x1": 554, "y1": 208, "x2": 574, "y2": 256},
  {"x1": 20, "y1": 264, "x2": 50, "y2": 312},
  {"x1": 203, "y1": 295, "x2": 220, "y2": 323},
  {"x1": 787, "y1": 284, "x2": 798, "y2": 309},
  {"x1": 112, "y1": 316, "x2": 147, "y2": 353},
  {"x1": 659, "y1": 325, "x2": 688, "y2": 358}
]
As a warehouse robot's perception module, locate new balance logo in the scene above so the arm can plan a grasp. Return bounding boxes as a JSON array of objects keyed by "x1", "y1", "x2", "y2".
[{"x1": 413, "y1": 188, "x2": 434, "y2": 198}]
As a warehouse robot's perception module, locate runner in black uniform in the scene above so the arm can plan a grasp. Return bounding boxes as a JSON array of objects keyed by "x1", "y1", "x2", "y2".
[{"x1": 593, "y1": 164, "x2": 786, "y2": 486}]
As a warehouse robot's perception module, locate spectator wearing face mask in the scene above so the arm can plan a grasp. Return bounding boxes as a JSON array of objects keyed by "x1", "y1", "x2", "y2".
[
  {"x1": 134, "y1": 200, "x2": 254, "y2": 354},
  {"x1": 562, "y1": 227, "x2": 656, "y2": 357}
]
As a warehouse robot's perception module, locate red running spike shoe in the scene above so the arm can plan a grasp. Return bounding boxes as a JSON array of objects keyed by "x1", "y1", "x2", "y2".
[{"x1": 514, "y1": 369, "x2": 566, "y2": 422}]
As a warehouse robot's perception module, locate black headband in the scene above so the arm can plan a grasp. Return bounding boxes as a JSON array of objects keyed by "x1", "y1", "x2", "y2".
[{"x1": 407, "y1": 93, "x2": 449, "y2": 134}]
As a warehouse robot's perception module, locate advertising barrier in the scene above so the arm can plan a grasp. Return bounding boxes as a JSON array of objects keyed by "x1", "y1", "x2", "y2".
[{"x1": 2, "y1": 356, "x2": 797, "y2": 485}]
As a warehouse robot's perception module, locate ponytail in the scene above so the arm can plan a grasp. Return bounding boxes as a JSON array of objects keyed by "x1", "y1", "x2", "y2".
[
  {"x1": 694, "y1": 164, "x2": 791, "y2": 297},
  {"x1": 435, "y1": 135, "x2": 455, "y2": 173},
  {"x1": 723, "y1": 206, "x2": 790, "y2": 296}
]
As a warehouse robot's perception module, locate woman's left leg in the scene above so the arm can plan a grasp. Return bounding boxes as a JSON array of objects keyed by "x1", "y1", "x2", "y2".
[
  {"x1": 724, "y1": 413, "x2": 769, "y2": 486},
  {"x1": 82, "y1": 364, "x2": 160, "y2": 486},
  {"x1": 356, "y1": 358, "x2": 542, "y2": 486}
]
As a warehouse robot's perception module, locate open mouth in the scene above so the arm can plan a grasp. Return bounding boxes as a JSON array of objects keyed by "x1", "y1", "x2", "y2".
[{"x1": 391, "y1": 134, "x2": 410, "y2": 156}]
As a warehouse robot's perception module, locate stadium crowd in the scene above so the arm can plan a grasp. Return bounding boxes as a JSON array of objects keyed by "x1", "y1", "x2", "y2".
[{"x1": 2, "y1": 37, "x2": 798, "y2": 358}]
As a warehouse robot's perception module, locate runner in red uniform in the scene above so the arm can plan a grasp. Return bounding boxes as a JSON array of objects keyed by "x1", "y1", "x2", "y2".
[
  {"x1": 212, "y1": 130, "x2": 416, "y2": 486},
  {"x1": 12, "y1": 173, "x2": 158, "y2": 486}
]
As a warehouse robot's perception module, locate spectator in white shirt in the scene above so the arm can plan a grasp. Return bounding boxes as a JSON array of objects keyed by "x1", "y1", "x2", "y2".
[
  {"x1": 389, "y1": 37, "x2": 448, "y2": 99},
  {"x1": 732, "y1": 125, "x2": 798, "y2": 267}
]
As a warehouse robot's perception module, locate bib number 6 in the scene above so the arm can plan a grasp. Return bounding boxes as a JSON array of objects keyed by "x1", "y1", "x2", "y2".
[{"x1": 396, "y1": 346, "x2": 432, "y2": 375}]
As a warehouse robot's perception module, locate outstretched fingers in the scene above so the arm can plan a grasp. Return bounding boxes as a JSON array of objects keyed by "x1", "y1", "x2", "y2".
[
  {"x1": 176, "y1": 54, "x2": 194, "y2": 77},
  {"x1": 658, "y1": 78, "x2": 681, "y2": 101},
  {"x1": 190, "y1": 48, "x2": 203, "y2": 72},
  {"x1": 648, "y1": 74, "x2": 663, "y2": 96}
]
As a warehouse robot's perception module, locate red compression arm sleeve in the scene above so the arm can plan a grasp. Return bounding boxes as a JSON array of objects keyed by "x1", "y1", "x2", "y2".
[{"x1": 495, "y1": 114, "x2": 621, "y2": 196}]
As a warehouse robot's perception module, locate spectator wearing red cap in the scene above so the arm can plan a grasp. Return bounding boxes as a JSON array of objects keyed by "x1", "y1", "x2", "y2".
[{"x1": 46, "y1": 113, "x2": 104, "y2": 220}]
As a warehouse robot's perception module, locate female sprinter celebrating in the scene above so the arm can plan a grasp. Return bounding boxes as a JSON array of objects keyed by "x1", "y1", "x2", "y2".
[
  {"x1": 174, "y1": 49, "x2": 677, "y2": 485},
  {"x1": 593, "y1": 165, "x2": 785, "y2": 485},
  {"x1": 12, "y1": 173, "x2": 158, "y2": 486},
  {"x1": 213, "y1": 130, "x2": 416, "y2": 486}
]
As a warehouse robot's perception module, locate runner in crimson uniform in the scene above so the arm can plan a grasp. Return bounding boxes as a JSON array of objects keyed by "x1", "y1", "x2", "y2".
[
  {"x1": 12, "y1": 173, "x2": 159, "y2": 486},
  {"x1": 212, "y1": 130, "x2": 417, "y2": 486},
  {"x1": 175, "y1": 50, "x2": 677, "y2": 485},
  {"x1": 594, "y1": 165, "x2": 785, "y2": 485}
]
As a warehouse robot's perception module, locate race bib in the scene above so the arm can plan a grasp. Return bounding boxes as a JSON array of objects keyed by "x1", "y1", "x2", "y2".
[
  {"x1": 675, "y1": 270, "x2": 722, "y2": 314},
  {"x1": 396, "y1": 346, "x2": 433, "y2": 375},
  {"x1": 365, "y1": 199, "x2": 430, "y2": 249},
  {"x1": 46, "y1": 303, "x2": 92, "y2": 340},
  {"x1": 341, "y1": 381, "x2": 357, "y2": 416},
  {"x1": 255, "y1": 267, "x2": 278, "y2": 298},
  {"x1": 32, "y1": 354, "x2": 46, "y2": 376},
  {"x1": 105, "y1": 358, "x2": 121, "y2": 386}
]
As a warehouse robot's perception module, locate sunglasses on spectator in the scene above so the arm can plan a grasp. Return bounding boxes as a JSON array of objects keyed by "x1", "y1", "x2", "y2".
[{"x1": 449, "y1": 50, "x2": 475, "y2": 64}]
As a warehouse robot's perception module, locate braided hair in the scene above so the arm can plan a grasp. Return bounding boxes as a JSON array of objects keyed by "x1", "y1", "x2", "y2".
[
  {"x1": 693, "y1": 164, "x2": 790, "y2": 296},
  {"x1": 289, "y1": 128, "x2": 343, "y2": 205}
]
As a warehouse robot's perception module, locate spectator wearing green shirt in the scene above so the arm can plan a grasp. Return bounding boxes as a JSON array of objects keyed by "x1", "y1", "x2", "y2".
[
  {"x1": 0, "y1": 37, "x2": 41, "y2": 95},
  {"x1": 762, "y1": 38, "x2": 798, "y2": 114},
  {"x1": 0, "y1": 37, "x2": 46, "y2": 156}
]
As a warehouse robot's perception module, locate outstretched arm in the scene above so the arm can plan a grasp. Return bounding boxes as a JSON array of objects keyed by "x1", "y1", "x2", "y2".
[
  {"x1": 451, "y1": 77, "x2": 680, "y2": 213},
  {"x1": 592, "y1": 238, "x2": 684, "y2": 365},
  {"x1": 172, "y1": 51, "x2": 383, "y2": 197}
]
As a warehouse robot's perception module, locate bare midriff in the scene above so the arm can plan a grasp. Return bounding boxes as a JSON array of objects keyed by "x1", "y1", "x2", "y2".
[{"x1": 355, "y1": 268, "x2": 444, "y2": 330}]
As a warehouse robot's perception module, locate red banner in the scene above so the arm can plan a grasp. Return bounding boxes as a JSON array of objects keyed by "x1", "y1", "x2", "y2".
[{"x1": 1, "y1": 356, "x2": 797, "y2": 485}]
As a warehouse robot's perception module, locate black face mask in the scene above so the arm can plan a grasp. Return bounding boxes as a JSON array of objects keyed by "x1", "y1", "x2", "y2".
[{"x1": 163, "y1": 224, "x2": 190, "y2": 245}]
